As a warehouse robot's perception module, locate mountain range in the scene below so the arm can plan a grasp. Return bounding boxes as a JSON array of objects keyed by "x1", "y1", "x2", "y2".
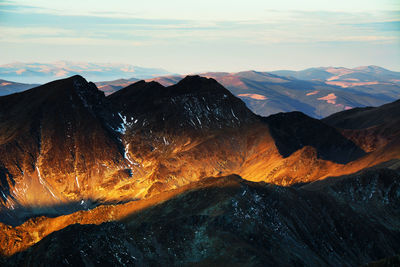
[
  {"x1": 0, "y1": 62, "x2": 171, "y2": 84},
  {"x1": 271, "y1": 65, "x2": 400, "y2": 87},
  {"x1": 0, "y1": 74, "x2": 399, "y2": 265},
  {"x1": 146, "y1": 69, "x2": 400, "y2": 118},
  {"x1": 1, "y1": 65, "x2": 399, "y2": 119},
  {"x1": 0, "y1": 79, "x2": 39, "y2": 97}
]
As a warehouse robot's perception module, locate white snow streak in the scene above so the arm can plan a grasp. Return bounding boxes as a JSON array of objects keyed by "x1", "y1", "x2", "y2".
[
  {"x1": 36, "y1": 166, "x2": 59, "y2": 199},
  {"x1": 163, "y1": 137, "x2": 169, "y2": 145},
  {"x1": 196, "y1": 116, "x2": 202, "y2": 125},
  {"x1": 117, "y1": 112, "x2": 127, "y2": 134},
  {"x1": 75, "y1": 176, "x2": 80, "y2": 188},
  {"x1": 231, "y1": 109, "x2": 239, "y2": 120},
  {"x1": 124, "y1": 144, "x2": 134, "y2": 165}
]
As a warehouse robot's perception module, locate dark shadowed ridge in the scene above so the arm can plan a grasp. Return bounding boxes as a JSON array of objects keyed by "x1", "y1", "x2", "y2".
[
  {"x1": 263, "y1": 111, "x2": 366, "y2": 164},
  {"x1": 323, "y1": 99, "x2": 400, "y2": 129}
]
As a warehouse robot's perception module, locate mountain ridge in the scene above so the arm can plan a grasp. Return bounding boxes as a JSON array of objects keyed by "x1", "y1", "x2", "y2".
[
  {"x1": 3, "y1": 163, "x2": 400, "y2": 265},
  {"x1": 0, "y1": 61, "x2": 171, "y2": 84},
  {"x1": 0, "y1": 75, "x2": 399, "y2": 264},
  {"x1": 2, "y1": 66, "x2": 399, "y2": 119}
]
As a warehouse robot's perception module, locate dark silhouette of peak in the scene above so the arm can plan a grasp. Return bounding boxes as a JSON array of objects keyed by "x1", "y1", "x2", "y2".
[
  {"x1": 108, "y1": 80, "x2": 164, "y2": 103},
  {"x1": 68, "y1": 74, "x2": 86, "y2": 81},
  {"x1": 169, "y1": 75, "x2": 234, "y2": 96},
  {"x1": 147, "y1": 75, "x2": 234, "y2": 97},
  {"x1": 120, "y1": 80, "x2": 164, "y2": 92},
  {"x1": 176, "y1": 75, "x2": 212, "y2": 85},
  {"x1": 0, "y1": 76, "x2": 104, "y2": 111},
  {"x1": 323, "y1": 99, "x2": 400, "y2": 130},
  {"x1": 108, "y1": 76, "x2": 231, "y2": 103},
  {"x1": 263, "y1": 111, "x2": 366, "y2": 164},
  {"x1": 41, "y1": 75, "x2": 91, "y2": 93},
  {"x1": 0, "y1": 75, "x2": 112, "y2": 129}
]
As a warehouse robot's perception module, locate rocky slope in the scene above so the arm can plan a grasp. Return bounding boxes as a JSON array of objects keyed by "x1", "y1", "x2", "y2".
[
  {"x1": 5, "y1": 162, "x2": 400, "y2": 266},
  {"x1": 323, "y1": 99, "x2": 400, "y2": 153}
]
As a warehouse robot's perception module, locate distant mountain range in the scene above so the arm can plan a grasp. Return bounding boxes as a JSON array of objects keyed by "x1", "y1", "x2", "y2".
[
  {"x1": 146, "y1": 69, "x2": 400, "y2": 118},
  {"x1": 1, "y1": 65, "x2": 399, "y2": 118},
  {"x1": 0, "y1": 79, "x2": 39, "y2": 96},
  {"x1": 0, "y1": 61, "x2": 171, "y2": 84},
  {"x1": 271, "y1": 65, "x2": 400, "y2": 87}
]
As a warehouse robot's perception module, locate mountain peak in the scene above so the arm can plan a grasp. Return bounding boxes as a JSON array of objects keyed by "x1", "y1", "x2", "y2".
[
  {"x1": 171, "y1": 75, "x2": 232, "y2": 96},
  {"x1": 108, "y1": 75, "x2": 257, "y2": 132},
  {"x1": 176, "y1": 75, "x2": 220, "y2": 87},
  {"x1": 117, "y1": 79, "x2": 164, "y2": 92},
  {"x1": 69, "y1": 74, "x2": 86, "y2": 81},
  {"x1": 32, "y1": 75, "x2": 94, "y2": 96},
  {"x1": 107, "y1": 80, "x2": 165, "y2": 108},
  {"x1": 355, "y1": 65, "x2": 387, "y2": 71}
]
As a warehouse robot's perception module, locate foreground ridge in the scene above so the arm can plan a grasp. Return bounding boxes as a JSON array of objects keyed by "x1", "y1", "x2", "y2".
[{"x1": 3, "y1": 163, "x2": 400, "y2": 265}]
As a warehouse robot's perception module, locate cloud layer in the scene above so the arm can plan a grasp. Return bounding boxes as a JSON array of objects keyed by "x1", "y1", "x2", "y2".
[{"x1": 1, "y1": 0, "x2": 399, "y2": 72}]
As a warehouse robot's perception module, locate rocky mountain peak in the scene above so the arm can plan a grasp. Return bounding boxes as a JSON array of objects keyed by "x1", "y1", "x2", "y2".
[{"x1": 108, "y1": 76, "x2": 257, "y2": 133}]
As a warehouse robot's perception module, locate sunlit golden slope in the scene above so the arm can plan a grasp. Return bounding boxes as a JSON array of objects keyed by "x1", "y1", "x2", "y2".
[{"x1": 0, "y1": 76, "x2": 397, "y2": 215}]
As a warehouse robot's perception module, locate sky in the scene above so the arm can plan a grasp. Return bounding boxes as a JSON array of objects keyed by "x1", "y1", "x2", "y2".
[{"x1": 0, "y1": 0, "x2": 399, "y2": 73}]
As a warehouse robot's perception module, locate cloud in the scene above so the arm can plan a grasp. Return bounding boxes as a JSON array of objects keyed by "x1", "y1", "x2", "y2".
[
  {"x1": 346, "y1": 20, "x2": 400, "y2": 32},
  {"x1": 0, "y1": 2, "x2": 398, "y2": 48}
]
